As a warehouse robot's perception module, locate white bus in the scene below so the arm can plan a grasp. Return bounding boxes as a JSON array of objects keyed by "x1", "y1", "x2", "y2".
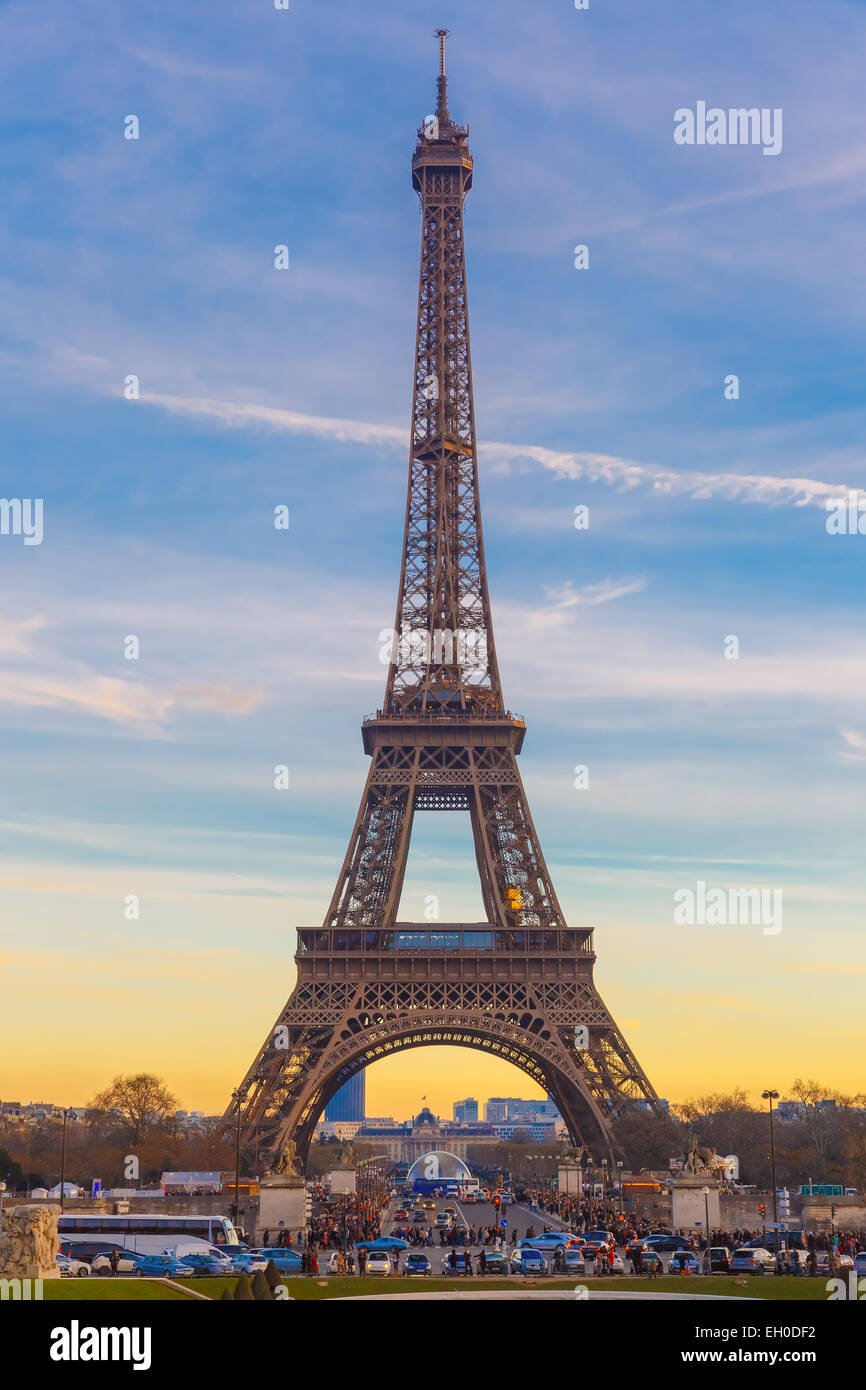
[{"x1": 57, "y1": 1212, "x2": 240, "y2": 1258}]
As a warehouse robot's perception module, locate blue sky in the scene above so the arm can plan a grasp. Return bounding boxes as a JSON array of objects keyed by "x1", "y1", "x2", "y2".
[{"x1": 2, "y1": 0, "x2": 865, "y2": 1116}]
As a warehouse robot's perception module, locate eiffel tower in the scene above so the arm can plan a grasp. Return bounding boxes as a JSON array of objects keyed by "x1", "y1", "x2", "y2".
[{"x1": 225, "y1": 32, "x2": 663, "y2": 1169}]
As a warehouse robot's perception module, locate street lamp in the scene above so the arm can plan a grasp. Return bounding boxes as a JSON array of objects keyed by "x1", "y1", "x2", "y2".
[
  {"x1": 0, "y1": 1181, "x2": 6, "y2": 1216},
  {"x1": 58, "y1": 1107, "x2": 69, "y2": 1214},
  {"x1": 762, "y1": 1089, "x2": 780, "y2": 1253},
  {"x1": 701, "y1": 1185, "x2": 711, "y2": 1262},
  {"x1": 616, "y1": 1160, "x2": 623, "y2": 1203},
  {"x1": 231, "y1": 1090, "x2": 242, "y2": 1236}
]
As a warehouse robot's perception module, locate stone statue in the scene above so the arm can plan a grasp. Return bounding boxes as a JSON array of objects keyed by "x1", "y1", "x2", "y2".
[
  {"x1": 560, "y1": 1144, "x2": 586, "y2": 1165},
  {"x1": 339, "y1": 1142, "x2": 356, "y2": 1169},
  {"x1": 683, "y1": 1137, "x2": 714, "y2": 1174},
  {"x1": 0, "y1": 1204, "x2": 61, "y2": 1278},
  {"x1": 269, "y1": 1140, "x2": 301, "y2": 1178}
]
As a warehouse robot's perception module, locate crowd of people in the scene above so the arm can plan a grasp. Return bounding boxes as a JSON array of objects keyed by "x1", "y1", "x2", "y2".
[{"x1": 267, "y1": 1180, "x2": 866, "y2": 1281}]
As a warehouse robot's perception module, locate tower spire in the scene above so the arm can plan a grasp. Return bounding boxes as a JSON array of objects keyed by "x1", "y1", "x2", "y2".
[{"x1": 435, "y1": 27, "x2": 450, "y2": 123}]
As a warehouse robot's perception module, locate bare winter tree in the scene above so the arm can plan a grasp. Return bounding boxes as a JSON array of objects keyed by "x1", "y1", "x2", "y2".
[{"x1": 88, "y1": 1073, "x2": 179, "y2": 1146}]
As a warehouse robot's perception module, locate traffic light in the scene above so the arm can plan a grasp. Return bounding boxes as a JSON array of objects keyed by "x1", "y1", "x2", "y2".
[{"x1": 758, "y1": 1204, "x2": 766, "y2": 1216}]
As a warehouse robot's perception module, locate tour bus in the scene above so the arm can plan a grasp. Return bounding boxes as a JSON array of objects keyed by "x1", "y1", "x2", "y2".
[{"x1": 57, "y1": 1212, "x2": 240, "y2": 1258}]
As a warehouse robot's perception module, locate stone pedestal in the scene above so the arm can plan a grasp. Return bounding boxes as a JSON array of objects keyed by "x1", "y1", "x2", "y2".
[
  {"x1": 671, "y1": 1177, "x2": 720, "y2": 1235},
  {"x1": 557, "y1": 1165, "x2": 582, "y2": 1197},
  {"x1": 256, "y1": 1175, "x2": 306, "y2": 1245}
]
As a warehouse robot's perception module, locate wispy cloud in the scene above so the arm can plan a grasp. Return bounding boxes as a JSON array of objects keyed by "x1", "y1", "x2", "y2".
[{"x1": 141, "y1": 390, "x2": 851, "y2": 510}]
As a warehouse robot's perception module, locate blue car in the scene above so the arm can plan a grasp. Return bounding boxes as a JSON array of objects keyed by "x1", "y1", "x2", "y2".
[
  {"x1": 511, "y1": 1247, "x2": 549, "y2": 1275},
  {"x1": 251, "y1": 1247, "x2": 303, "y2": 1274},
  {"x1": 404, "y1": 1252, "x2": 433, "y2": 1276},
  {"x1": 519, "y1": 1234, "x2": 572, "y2": 1254},
  {"x1": 133, "y1": 1253, "x2": 194, "y2": 1278},
  {"x1": 357, "y1": 1236, "x2": 409, "y2": 1251},
  {"x1": 177, "y1": 1251, "x2": 236, "y2": 1276},
  {"x1": 669, "y1": 1250, "x2": 700, "y2": 1274}
]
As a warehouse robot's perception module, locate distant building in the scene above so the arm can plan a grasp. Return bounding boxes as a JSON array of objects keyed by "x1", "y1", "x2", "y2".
[
  {"x1": 316, "y1": 1120, "x2": 364, "y2": 1141},
  {"x1": 493, "y1": 1121, "x2": 556, "y2": 1144},
  {"x1": 357, "y1": 1107, "x2": 502, "y2": 1164},
  {"x1": 325, "y1": 1073, "x2": 365, "y2": 1123},
  {"x1": 484, "y1": 1098, "x2": 508, "y2": 1123},
  {"x1": 483, "y1": 1096, "x2": 561, "y2": 1125},
  {"x1": 453, "y1": 1097, "x2": 479, "y2": 1124}
]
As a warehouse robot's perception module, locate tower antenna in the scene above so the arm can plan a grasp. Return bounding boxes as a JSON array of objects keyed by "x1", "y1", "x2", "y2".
[{"x1": 435, "y1": 27, "x2": 450, "y2": 122}]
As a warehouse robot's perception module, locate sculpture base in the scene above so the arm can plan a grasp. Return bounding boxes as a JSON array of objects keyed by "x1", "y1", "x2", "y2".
[
  {"x1": 671, "y1": 1176, "x2": 720, "y2": 1234},
  {"x1": 257, "y1": 1174, "x2": 306, "y2": 1245}
]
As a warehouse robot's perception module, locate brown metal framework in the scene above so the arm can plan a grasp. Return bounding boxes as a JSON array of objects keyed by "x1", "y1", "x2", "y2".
[{"x1": 225, "y1": 34, "x2": 664, "y2": 1169}]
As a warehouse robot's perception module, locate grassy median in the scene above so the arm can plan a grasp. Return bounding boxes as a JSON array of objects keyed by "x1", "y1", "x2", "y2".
[{"x1": 42, "y1": 1274, "x2": 834, "y2": 1301}]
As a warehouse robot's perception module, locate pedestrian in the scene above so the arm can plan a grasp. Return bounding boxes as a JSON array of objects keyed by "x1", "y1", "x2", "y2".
[
  {"x1": 479, "y1": 1249, "x2": 486, "y2": 1275},
  {"x1": 262, "y1": 1229, "x2": 270, "y2": 1247},
  {"x1": 465, "y1": 1250, "x2": 473, "y2": 1276},
  {"x1": 595, "y1": 1248, "x2": 606, "y2": 1277},
  {"x1": 110, "y1": 1248, "x2": 119, "y2": 1278}
]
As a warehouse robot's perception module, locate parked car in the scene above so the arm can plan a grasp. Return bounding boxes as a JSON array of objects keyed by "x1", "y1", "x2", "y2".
[
  {"x1": 853, "y1": 1252, "x2": 866, "y2": 1276},
  {"x1": 132, "y1": 1253, "x2": 195, "y2": 1278},
  {"x1": 644, "y1": 1234, "x2": 693, "y2": 1252},
  {"x1": 90, "y1": 1249, "x2": 140, "y2": 1276},
  {"x1": 520, "y1": 1233, "x2": 575, "y2": 1254},
  {"x1": 57, "y1": 1252, "x2": 90, "y2": 1278},
  {"x1": 670, "y1": 1250, "x2": 700, "y2": 1275},
  {"x1": 357, "y1": 1236, "x2": 409, "y2": 1251},
  {"x1": 481, "y1": 1251, "x2": 509, "y2": 1276},
  {"x1": 730, "y1": 1247, "x2": 775, "y2": 1275},
  {"x1": 250, "y1": 1247, "x2": 303, "y2": 1274},
  {"x1": 404, "y1": 1252, "x2": 432, "y2": 1276},
  {"x1": 441, "y1": 1252, "x2": 474, "y2": 1275},
  {"x1": 707, "y1": 1246, "x2": 732, "y2": 1273},
  {"x1": 177, "y1": 1251, "x2": 236, "y2": 1276},
  {"x1": 563, "y1": 1247, "x2": 586, "y2": 1273},
  {"x1": 365, "y1": 1251, "x2": 391, "y2": 1276},
  {"x1": 625, "y1": 1237, "x2": 649, "y2": 1258},
  {"x1": 814, "y1": 1251, "x2": 853, "y2": 1275},
  {"x1": 229, "y1": 1251, "x2": 269, "y2": 1274},
  {"x1": 511, "y1": 1247, "x2": 549, "y2": 1275},
  {"x1": 583, "y1": 1230, "x2": 615, "y2": 1248}
]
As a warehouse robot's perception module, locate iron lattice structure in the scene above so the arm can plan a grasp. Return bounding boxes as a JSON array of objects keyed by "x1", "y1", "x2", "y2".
[{"x1": 225, "y1": 34, "x2": 664, "y2": 1168}]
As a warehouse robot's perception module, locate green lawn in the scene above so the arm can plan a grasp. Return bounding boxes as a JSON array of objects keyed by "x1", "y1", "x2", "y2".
[
  {"x1": 43, "y1": 1274, "x2": 834, "y2": 1301},
  {"x1": 46, "y1": 1280, "x2": 195, "y2": 1301}
]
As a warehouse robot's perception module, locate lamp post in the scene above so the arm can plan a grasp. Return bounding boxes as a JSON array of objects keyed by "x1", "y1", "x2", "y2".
[
  {"x1": 601, "y1": 1158, "x2": 608, "y2": 1216},
  {"x1": 701, "y1": 1185, "x2": 711, "y2": 1265},
  {"x1": 616, "y1": 1160, "x2": 623, "y2": 1203},
  {"x1": 762, "y1": 1089, "x2": 779, "y2": 1253},
  {"x1": 58, "y1": 1107, "x2": 69, "y2": 1214},
  {"x1": 231, "y1": 1090, "x2": 242, "y2": 1236},
  {"x1": 0, "y1": 1181, "x2": 6, "y2": 1216}
]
